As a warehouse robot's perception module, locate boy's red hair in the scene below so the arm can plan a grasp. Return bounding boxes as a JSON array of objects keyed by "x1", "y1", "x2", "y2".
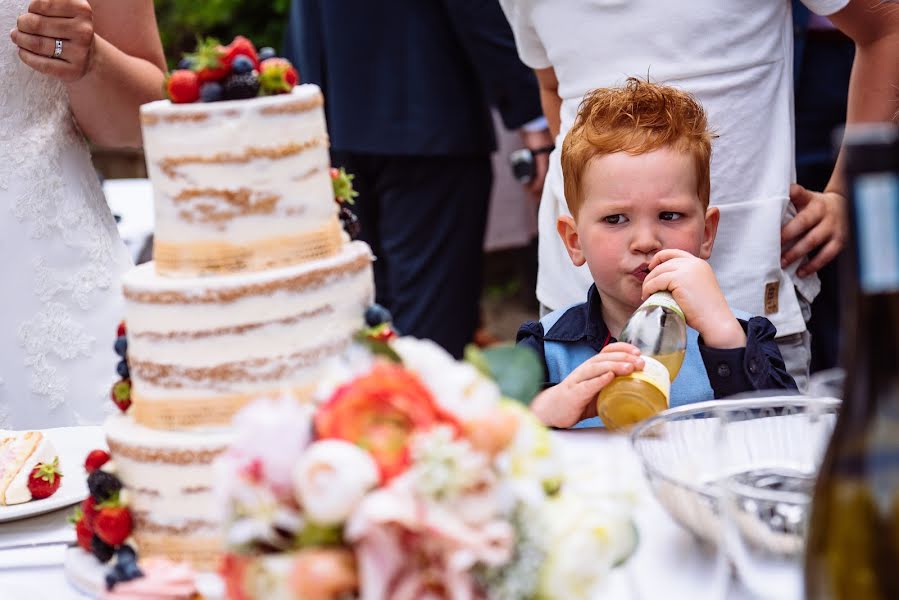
[{"x1": 562, "y1": 78, "x2": 715, "y2": 216}]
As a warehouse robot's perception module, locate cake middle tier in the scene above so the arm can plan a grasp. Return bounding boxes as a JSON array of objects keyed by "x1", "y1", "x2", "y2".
[{"x1": 121, "y1": 241, "x2": 374, "y2": 429}]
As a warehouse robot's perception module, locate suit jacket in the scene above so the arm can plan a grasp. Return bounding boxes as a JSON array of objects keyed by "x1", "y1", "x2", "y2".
[{"x1": 283, "y1": 0, "x2": 543, "y2": 156}]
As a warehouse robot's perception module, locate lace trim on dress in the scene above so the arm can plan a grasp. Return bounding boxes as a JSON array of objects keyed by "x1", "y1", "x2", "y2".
[
  {"x1": 0, "y1": 5, "x2": 123, "y2": 409},
  {"x1": 17, "y1": 302, "x2": 97, "y2": 410}
]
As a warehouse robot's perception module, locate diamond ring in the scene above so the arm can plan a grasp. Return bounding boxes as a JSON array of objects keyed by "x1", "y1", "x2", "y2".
[{"x1": 53, "y1": 39, "x2": 63, "y2": 59}]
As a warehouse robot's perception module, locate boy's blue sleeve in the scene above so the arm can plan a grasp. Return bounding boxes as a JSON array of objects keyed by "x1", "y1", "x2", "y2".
[
  {"x1": 516, "y1": 320, "x2": 550, "y2": 384},
  {"x1": 698, "y1": 317, "x2": 798, "y2": 398}
]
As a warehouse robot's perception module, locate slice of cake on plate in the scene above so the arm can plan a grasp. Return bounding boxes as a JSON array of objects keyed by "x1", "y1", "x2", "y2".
[{"x1": 0, "y1": 431, "x2": 60, "y2": 505}]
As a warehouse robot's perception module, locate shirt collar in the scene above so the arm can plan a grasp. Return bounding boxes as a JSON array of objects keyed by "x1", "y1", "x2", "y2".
[{"x1": 543, "y1": 284, "x2": 611, "y2": 351}]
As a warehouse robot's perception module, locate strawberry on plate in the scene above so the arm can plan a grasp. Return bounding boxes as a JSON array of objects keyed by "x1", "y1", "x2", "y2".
[
  {"x1": 27, "y1": 457, "x2": 62, "y2": 500},
  {"x1": 95, "y1": 504, "x2": 133, "y2": 546}
]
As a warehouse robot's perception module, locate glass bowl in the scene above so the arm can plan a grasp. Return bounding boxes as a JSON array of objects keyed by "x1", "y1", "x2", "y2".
[{"x1": 629, "y1": 395, "x2": 840, "y2": 549}]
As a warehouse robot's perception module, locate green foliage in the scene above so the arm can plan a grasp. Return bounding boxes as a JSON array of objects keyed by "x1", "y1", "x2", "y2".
[
  {"x1": 466, "y1": 344, "x2": 543, "y2": 406},
  {"x1": 154, "y1": 0, "x2": 291, "y2": 69}
]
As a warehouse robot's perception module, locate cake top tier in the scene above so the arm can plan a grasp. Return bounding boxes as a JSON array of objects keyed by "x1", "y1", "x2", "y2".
[
  {"x1": 140, "y1": 83, "x2": 323, "y2": 127},
  {"x1": 140, "y1": 85, "x2": 345, "y2": 279}
]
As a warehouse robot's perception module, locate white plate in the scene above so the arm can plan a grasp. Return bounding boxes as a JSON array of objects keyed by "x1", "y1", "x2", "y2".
[{"x1": 0, "y1": 426, "x2": 106, "y2": 522}]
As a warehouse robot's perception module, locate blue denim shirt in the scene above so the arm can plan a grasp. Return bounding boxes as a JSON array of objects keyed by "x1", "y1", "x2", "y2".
[{"x1": 517, "y1": 285, "x2": 797, "y2": 426}]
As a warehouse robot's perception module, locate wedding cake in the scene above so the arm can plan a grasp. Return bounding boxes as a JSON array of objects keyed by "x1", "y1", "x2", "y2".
[{"x1": 104, "y1": 72, "x2": 373, "y2": 568}]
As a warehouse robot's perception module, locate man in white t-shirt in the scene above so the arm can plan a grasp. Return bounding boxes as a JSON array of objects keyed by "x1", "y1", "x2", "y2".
[{"x1": 497, "y1": 0, "x2": 899, "y2": 389}]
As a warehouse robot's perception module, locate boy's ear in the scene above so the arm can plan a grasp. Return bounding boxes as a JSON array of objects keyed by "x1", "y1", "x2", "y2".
[
  {"x1": 699, "y1": 206, "x2": 720, "y2": 260},
  {"x1": 557, "y1": 215, "x2": 586, "y2": 266}
]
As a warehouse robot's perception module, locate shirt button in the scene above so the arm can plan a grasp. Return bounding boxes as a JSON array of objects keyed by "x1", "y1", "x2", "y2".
[
  {"x1": 748, "y1": 360, "x2": 759, "y2": 375},
  {"x1": 717, "y1": 363, "x2": 731, "y2": 378}
]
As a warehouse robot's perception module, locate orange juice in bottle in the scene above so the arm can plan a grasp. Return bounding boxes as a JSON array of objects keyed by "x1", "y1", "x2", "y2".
[{"x1": 597, "y1": 292, "x2": 686, "y2": 430}]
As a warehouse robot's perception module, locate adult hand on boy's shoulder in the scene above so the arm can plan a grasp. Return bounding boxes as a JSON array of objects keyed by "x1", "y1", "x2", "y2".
[
  {"x1": 531, "y1": 343, "x2": 643, "y2": 428},
  {"x1": 643, "y1": 250, "x2": 747, "y2": 349},
  {"x1": 781, "y1": 185, "x2": 847, "y2": 277}
]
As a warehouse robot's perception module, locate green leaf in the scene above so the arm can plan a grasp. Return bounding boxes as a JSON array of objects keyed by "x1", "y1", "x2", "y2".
[
  {"x1": 352, "y1": 331, "x2": 402, "y2": 363},
  {"x1": 295, "y1": 521, "x2": 344, "y2": 548},
  {"x1": 479, "y1": 344, "x2": 543, "y2": 406},
  {"x1": 463, "y1": 344, "x2": 491, "y2": 379}
]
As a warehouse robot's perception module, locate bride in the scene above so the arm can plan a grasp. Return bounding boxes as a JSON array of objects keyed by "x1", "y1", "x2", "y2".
[{"x1": 1, "y1": 0, "x2": 165, "y2": 428}]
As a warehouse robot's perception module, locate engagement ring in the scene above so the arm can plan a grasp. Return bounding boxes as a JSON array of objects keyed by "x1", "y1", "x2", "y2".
[{"x1": 53, "y1": 39, "x2": 63, "y2": 59}]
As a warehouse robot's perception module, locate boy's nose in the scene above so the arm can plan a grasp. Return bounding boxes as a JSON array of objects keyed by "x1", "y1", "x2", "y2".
[{"x1": 630, "y1": 222, "x2": 662, "y2": 255}]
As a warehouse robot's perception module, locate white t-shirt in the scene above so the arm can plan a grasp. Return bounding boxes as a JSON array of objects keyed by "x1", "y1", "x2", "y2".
[{"x1": 499, "y1": 0, "x2": 849, "y2": 337}]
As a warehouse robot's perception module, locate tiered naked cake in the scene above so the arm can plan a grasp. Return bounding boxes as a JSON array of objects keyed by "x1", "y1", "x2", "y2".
[{"x1": 106, "y1": 84, "x2": 374, "y2": 568}]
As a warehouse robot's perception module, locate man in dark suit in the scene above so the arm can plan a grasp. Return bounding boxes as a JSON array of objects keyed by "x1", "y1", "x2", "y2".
[{"x1": 284, "y1": 0, "x2": 550, "y2": 358}]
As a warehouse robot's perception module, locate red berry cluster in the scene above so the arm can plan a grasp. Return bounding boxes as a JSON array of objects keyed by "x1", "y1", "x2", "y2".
[
  {"x1": 110, "y1": 321, "x2": 131, "y2": 413},
  {"x1": 165, "y1": 36, "x2": 300, "y2": 104},
  {"x1": 71, "y1": 451, "x2": 135, "y2": 568}
]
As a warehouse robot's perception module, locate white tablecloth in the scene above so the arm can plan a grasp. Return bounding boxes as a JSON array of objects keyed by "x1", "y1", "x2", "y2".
[{"x1": 0, "y1": 430, "x2": 741, "y2": 600}]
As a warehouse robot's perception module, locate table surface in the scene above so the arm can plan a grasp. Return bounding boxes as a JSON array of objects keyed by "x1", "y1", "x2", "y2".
[{"x1": 0, "y1": 429, "x2": 743, "y2": 600}]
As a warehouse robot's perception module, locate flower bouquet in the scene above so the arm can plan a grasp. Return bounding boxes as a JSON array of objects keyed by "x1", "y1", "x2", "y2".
[{"x1": 216, "y1": 333, "x2": 636, "y2": 600}]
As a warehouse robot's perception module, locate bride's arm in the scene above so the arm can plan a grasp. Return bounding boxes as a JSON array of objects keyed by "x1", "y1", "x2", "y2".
[
  {"x1": 68, "y1": 0, "x2": 166, "y2": 147},
  {"x1": 11, "y1": 0, "x2": 166, "y2": 148}
]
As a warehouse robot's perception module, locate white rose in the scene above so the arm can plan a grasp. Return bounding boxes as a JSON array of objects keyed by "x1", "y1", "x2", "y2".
[
  {"x1": 293, "y1": 440, "x2": 379, "y2": 525},
  {"x1": 391, "y1": 337, "x2": 501, "y2": 420},
  {"x1": 538, "y1": 491, "x2": 637, "y2": 599}
]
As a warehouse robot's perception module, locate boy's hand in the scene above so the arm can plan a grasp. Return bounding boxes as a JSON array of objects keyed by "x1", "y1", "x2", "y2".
[
  {"x1": 643, "y1": 249, "x2": 747, "y2": 349},
  {"x1": 531, "y1": 343, "x2": 643, "y2": 428}
]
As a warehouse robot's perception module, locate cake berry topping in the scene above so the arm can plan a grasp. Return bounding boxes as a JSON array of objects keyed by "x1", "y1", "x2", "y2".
[
  {"x1": 116, "y1": 359, "x2": 130, "y2": 379},
  {"x1": 110, "y1": 379, "x2": 131, "y2": 413},
  {"x1": 88, "y1": 470, "x2": 122, "y2": 503},
  {"x1": 200, "y1": 81, "x2": 224, "y2": 103},
  {"x1": 75, "y1": 515, "x2": 93, "y2": 552},
  {"x1": 166, "y1": 70, "x2": 200, "y2": 104},
  {"x1": 221, "y1": 35, "x2": 259, "y2": 70},
  {"x1": 95, "y1": 505, "x2": 134, "y2": 546},
  {"x1": 116, "y1": 321, "x2": 126, "y2": 338},
  {"x1": 364, "y1": 303, "x2": 393, "y2": 327},
  {"x1": 81, "y1": 496, "x2": 100, "y2": 529},
  {"x1": 258, "y1": 46, "x2": 277, "y2": 61},
  {"x1": 259, "y1": 57, "x2": 299, "y2": 95},
  {"x1": 114, "y1": 335, "x2": 127, "y2": 358},
  {"x1": 91, "y1": 534, "x2": 115, "y2": 563},
  {"x1": 186, "y1": 37, "x2": 229, "y2": 83},
  {"x1": 230, "y1": 54, "x2": 255, "y2": 75},
  {"x1": 338, "y1": 205, "x2": 361, "y2": 240},
  {"x1": 223, "y1": 72, "x2": 260, "y2": 101},
  {"x1": 85, "y1": 449, "x2": 111, "y2": 474},
  {"x1": 331, "y1": 167, "x2": 358, "y2": 204},
  {"x1": 27, "y1": 457, "x2": 62, "y2": 500}
]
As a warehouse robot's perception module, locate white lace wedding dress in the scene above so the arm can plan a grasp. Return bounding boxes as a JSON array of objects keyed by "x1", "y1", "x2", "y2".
[{"x1": 1, "y1": 0, "x2": 133, "y2": 428}]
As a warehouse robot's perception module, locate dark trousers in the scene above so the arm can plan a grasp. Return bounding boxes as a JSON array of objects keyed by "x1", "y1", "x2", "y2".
[
  {"x1": 332, "y1": 152, "x2": 492, "y2": 358},
  {"x1": 794, "y1": 35, "x2": 854, "y2": 373}
]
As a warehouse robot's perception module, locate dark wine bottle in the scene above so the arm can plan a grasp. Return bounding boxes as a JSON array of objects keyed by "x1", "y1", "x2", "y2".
[{"x1": 804, "y1": 123, "x2": 899, "y2": 600}]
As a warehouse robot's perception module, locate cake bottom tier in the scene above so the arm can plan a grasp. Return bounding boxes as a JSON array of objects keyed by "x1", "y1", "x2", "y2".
[{"x1": 105, "y1": 414, "x2": 233, "y2": 570}]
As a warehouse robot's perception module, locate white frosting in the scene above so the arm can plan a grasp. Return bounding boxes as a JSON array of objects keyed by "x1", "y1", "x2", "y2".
[
  {"x1": 105, "y1": 415, "x2": 232, "y2": 529},
  {"x1": 122, "y1": 242, "x2": 374, "y2": 399},
  {"x1": 140, "y1": 85, "x2": 336, "y2": 247},
  {"x1": 1, "y1": 434, "x2": 58, "y2": 505}
]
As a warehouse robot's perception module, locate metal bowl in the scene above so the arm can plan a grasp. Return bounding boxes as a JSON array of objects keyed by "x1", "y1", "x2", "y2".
[{"x1": 629, "y1": 395, "x2": 840, "y2": 549}]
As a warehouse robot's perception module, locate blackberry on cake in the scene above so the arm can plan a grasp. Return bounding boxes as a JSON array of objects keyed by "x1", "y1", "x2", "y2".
[
  {"x1": 87, "y1": 470, "x2": 122, "y2": 503},
  {"x1": 223, "y1": 71, "x2": 260, "y2": 100}
]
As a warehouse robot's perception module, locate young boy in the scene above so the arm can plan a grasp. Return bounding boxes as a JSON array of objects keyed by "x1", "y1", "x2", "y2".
[{"x1": 518, "y1": 78, "x2": 796, "y2": 429}]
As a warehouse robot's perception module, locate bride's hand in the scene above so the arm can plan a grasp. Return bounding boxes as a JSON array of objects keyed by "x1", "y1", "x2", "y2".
[{"x1": 9, "y1": 0, "x2": 95, "y2": 82}]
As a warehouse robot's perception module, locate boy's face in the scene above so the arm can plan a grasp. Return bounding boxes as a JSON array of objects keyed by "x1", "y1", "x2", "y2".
[{"x1": 558, "y1": 147, "x2": 719, "y2": 318}]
